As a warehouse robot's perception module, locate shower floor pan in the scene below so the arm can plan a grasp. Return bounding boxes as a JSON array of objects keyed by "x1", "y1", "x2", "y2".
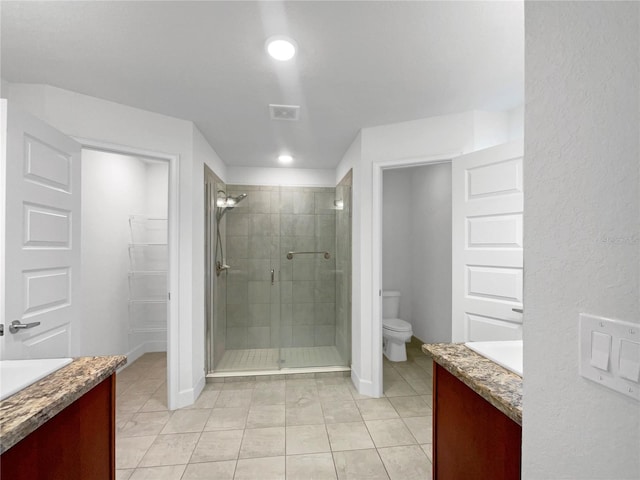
[{"x1": 211, "y1": 346, "x2": 349, "y2": 378}]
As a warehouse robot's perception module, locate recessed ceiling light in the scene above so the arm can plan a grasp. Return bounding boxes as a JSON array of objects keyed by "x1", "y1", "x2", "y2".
[
  {"x1": 278, "y1": 154, "x2": 293, "y2": 164},
  {"x1": 266, "y1": 36, "x2": 297, "y2": 61}
]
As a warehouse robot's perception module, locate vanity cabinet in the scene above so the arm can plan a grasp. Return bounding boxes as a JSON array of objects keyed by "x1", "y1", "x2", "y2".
[
  {"x1": 0, "y1": 357, "x2": 124, "y2": 480},
  {"x1": 432, "y1": 364, "x2": 521, "y2": 480}
]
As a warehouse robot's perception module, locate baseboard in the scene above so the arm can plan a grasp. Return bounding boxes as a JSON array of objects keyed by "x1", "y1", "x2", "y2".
[
  {"x1": 351, "y1": 368, "x2": 379, "y2": 398},
  {"x1": 175, "y1": 375, "x2": 205, "y2": 410},
  {"x1": 122, "y1": 340, "x2": 167, "y2": 371}
]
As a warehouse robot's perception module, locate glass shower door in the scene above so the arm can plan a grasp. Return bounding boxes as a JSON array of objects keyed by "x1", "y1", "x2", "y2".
[{"x1": 279, "y1": 186, "x2": 346, "y2": 369}]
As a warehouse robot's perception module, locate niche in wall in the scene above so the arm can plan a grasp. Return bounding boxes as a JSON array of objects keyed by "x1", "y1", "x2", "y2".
[{"x1": 79, "y1": 149, "x2": 169, "y2": 361}]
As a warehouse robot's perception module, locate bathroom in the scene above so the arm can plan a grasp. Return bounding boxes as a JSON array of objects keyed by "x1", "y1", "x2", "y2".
[
  {"x1": 381, "y1": 163, "x2": 452, "y2": 359},
  {"x1": 1, "y1": 2, "x2": 639, "y2": 479}
]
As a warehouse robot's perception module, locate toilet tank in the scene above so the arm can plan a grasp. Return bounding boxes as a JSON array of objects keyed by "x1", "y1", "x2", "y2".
[{"x1": 382, "y1": 291, "x2": 401, "y2": 318}]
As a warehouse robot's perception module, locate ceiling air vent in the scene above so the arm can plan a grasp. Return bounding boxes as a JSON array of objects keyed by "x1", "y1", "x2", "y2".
[{"x1": 269, "y1": 104, "x2": 300, "y2": 121}]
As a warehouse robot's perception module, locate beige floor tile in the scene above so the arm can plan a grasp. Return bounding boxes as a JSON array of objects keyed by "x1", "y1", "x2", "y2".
[
  {"x1": 251, "y1": 386, "x2": 286, "y2": 405},
  {"x1": 222, "y1": 380, "x2": 256, "y2": 390},
  {"x1": 129, "y1": 464, "x2": 186, "y2": 480},
  {"x1": 318, "y1": 384, "x2": 353, "y2": 402},
  {"x1": 138, "y1": 432, "x2": 200, "y2": 467},
  {"x1": 383, "y1": 378, "x2": 417, "y2": 397},
  {"x1": 286, "y1": 385, "x2": 320, "y2": 406},
  {"x1": 139, "y1": 392, "x2": 169, "y2": 412},
  {"x1": 116, "y1": 435, "x2": 157, "y2": 469},
  {"x1": 116, "y1": 413, "x2": 134, "y2": 434},
  {"x1": 402, "y1": 416, "x2": 432, "y2": 444},
  {"x1": 286, "y1": 453, "x2": 337, "y2": 479},
  {"x1": 116, "y1": 469, "x2": 134, "y2": 480},
  {"x1": 286, "y1": 424, "x2": 330, "y2": 455},
  {"x1": 160, "y1": 409, "x2": 211, "y2": 434},
  {"x1": 117, "y1": 393, "x2": 151, "y2": 414},
  {"x1": 420, "y1": 394, "x2": 433, "y2": 408},
  {"x1": 388, "y1": 395, "x2": 430, "y2": 417},
  {"x1": 215, "y1": 389, "x2": 253, "y2": 408},
  {"x1": 204, "y1": 407, "x2": 248, "y2": 431},
  {"x1": 365, "y1": 419, "x2": 417, "y2": 448},
  {"x1": 326, "y1": 422, "x2": 374, "y2": 451},
  {"x1": 286, "y1": 401, "x2": 325, "y2": 426},
  {"x1": 120, "y1": 411, "x2": 171, "y2": 437},
  {"x1": 321, "y1": 400, "x2": 362, "y2": 424},
  {"x1": 246, "y1": 404, "x2": 286, "y2": 428},
  {"x1": 125, "y1": 378, "x2": 165, "y2": 397},
  {"x1": 239, "y1": 426, "x2": 286, "y2": 458},
  {"x1": 332, "y1": 449, "x2": 389, "y2": 480},
  {"x1": 356, "y1": 398, "x2": 399, "y2": 420},
  {"x1": 190, "y1": 430, "x2": 244, "y2": 463},
  {"x1": 420, "y1": 443, "x2": 433, "y2": 462},
  {"x1": 182, "y1": 460, "x2": 236, "y2": 479},
  {"x1": 377, "y1": 445, "x2": 432, "y2": 480},
  {"x1": 234, "y1": 456, "x2": 285, "y2": 480},
  {"x1": 182, "y1": 389, "x2": 220, "y2": 409}
]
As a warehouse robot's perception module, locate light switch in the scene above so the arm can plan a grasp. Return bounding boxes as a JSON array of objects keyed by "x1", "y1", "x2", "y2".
[
  {"x1": 590, "y1": 331, "x2": 611, "y2": 371},
  {"x1": 619, "y1": 339, "x2": 640, "y2": 383}
]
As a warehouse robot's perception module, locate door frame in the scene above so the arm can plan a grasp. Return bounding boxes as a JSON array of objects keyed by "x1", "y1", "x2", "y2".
[
  {"x1": 74, "y1": 137, "x2": 180, "y2": 410},
  {"x1": 372, "y1": 152, "x2": 460, "y2": 396}
]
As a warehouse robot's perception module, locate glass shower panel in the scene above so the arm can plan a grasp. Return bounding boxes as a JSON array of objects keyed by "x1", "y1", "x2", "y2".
[{"x1": 279, "y1": 187, "x2": 346, "y2": 369}]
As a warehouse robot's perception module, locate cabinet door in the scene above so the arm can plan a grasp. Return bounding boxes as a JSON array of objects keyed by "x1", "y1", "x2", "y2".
[
  {"x1": 1, "y1": 101, "x2": 81, "y2": 359},
  {"x1": 433, "y1": 364, "x2": 521, "y2": 480}
]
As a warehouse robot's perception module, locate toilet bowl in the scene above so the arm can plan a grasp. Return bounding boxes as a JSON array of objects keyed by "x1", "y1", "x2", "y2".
[{"x1": 382, "y1": 291, "x2": 413, "y2": 362}]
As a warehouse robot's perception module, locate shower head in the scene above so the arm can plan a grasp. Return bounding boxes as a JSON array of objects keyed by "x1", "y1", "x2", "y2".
[
  {"x1": 229, "y1": 193, "x2": 247, "y2": 206},
  {"x1": 216, "y1": 191, "x2": 248, "y2": 221}
]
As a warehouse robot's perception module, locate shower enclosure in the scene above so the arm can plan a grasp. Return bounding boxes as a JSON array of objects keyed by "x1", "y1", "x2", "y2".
[{"x1": 205, "y1": 168, "x2": 352, "y2": 374}]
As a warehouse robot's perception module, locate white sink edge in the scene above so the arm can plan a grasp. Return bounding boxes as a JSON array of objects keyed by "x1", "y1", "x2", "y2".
[
  {"x1": 464, "y1": 340, "x2": 523, "y2": 377},
  {"x1": 0, "y1": 358, "x2": 73, "y2": 401}
]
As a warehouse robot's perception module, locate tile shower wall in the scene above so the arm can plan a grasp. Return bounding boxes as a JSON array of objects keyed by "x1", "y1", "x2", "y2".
[{"x1": 224, "y1": 185, "x2": 337, "y2": 350}]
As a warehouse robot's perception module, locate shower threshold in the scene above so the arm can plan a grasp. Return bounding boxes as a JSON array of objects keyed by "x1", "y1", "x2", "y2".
[{"x1": 209, "y1": 346, "x2": 350, "y2": 378}]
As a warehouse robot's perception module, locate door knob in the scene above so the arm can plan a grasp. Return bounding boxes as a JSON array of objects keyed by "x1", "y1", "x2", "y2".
[{"x1": 9, "y1": 320, "x2": 41, "y2": 334}]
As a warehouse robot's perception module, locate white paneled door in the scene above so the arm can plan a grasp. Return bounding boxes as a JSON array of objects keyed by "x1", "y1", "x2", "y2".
[
  {"x1": 1, "y1": 101, "x2": 81, "y2": 359},
  {"x1": 452, "y1": 141, "x2": 524, "y2": 342}
]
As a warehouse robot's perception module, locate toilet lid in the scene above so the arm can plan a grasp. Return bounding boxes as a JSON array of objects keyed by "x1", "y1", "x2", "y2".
[{"x1": 383, "y1": 318, "x2": 412, "y2": 332}]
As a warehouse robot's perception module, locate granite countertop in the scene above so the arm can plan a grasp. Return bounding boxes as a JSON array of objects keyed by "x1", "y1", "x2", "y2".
[
  {"x1": 0, "y1": 355, "x2": 126, "y2": 454},
  {"x1": 422, "y1": 343, "x2": 522, "y2": 425}
]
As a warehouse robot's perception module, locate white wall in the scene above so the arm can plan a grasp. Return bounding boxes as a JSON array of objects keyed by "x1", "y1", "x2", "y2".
[
  {"x1": 382, "y1": 164, "x2": 452, "y2": 344},
  {"x1": 339, "y1": 110, "x2": 510, "y2": 396},
  {"x1": 523, "y1": 2, "x2": 639, "y2": 478},
  {"x1": 228, "y1": 166, "x2": 335, "y2": 187},
  {"x1": 3, "y1": 82, "x2": 218, "y2": 408},
  {"x1": 382, "y1": 169, "x2": 412, "y2": 321},
  {"x1": 79, "y1": 151, "x2": 168, "y2": 361},
  {"x1": 409, "y1": 163, "x2": 452, "y2": 343}
]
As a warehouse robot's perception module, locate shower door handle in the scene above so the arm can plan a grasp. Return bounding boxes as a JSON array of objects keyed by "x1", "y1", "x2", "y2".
[{"x1": 271, "y1": 269, "x2": 275, "y2": 285}]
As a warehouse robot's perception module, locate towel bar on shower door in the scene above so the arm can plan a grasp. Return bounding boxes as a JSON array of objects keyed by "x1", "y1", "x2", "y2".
[{"x1": 286, "y1": 251, "x2": 331, "y2": 260}]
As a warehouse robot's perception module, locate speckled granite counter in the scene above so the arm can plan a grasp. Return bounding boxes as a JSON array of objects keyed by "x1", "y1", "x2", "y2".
[
  {"x1": 422, "y1": 343, "x2": 522, "y2": 425},
  {"x1": 0, "y1": 355, "x2": 126, "y2": 454}
]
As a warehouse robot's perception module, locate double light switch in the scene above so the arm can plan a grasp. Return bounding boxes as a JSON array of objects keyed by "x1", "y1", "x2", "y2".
[{"x1": 580, "y1": 313, "x2": 640, "y2": 401}]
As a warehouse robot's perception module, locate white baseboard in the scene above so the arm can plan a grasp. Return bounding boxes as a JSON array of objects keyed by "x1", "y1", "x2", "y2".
[
  {"x1": 351, "y1": 367, "x2": 379, "y2": 398},
  {"x1": 175, "y1": 375, "x2": 205, "y2": 410},
  {"x1": 122, "y1": 340, "x2": 167, "y2": 370}
]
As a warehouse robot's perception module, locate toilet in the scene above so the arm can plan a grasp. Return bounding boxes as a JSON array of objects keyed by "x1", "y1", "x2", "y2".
[{"x1": 382, "y1": 291, "x2": 413, "y2": 362}]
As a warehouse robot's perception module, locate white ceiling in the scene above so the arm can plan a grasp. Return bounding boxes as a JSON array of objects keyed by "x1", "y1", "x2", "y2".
[{"x1": 1, "y1": 1, "x2": 524, "y2": 169}]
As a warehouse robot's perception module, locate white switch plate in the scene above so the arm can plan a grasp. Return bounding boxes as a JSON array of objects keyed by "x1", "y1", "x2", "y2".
[{"x1": 579, "y1": 313, "x2": 640, "y2": 401}]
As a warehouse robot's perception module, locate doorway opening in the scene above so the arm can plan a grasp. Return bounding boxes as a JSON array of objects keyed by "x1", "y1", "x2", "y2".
[{"x1": 79, "y1": 143, "x2": 179, "y2": 409}]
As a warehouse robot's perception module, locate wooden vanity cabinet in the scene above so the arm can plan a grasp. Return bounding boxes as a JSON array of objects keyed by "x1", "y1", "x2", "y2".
[
  {"x1": 432, "y1": 364, "x2": 521, "y2": 480},
  {"x1": 0, "y1": 374, "x2": 116, "y2": 480}
]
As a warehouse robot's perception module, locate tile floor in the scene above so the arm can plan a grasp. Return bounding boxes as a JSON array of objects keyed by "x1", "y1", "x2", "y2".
[{"x1": 115, "y1": 344, "x2": 433, "y2": 479}]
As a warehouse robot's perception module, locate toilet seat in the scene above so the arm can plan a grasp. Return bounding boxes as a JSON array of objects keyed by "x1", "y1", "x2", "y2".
[{"x1": 383, "y1": 318, "x2": 412, "y2": 333}]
